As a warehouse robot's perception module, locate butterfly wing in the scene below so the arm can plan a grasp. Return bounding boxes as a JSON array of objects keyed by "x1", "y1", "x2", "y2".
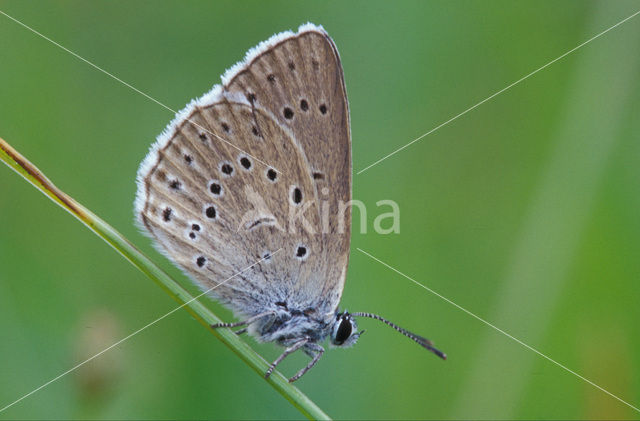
[
  {"x1": 135, "y1": 24, "x2": 351, "y2": 318},
  {"x1": 222, "y1": 23, "x2": 352, "y2": 313}
]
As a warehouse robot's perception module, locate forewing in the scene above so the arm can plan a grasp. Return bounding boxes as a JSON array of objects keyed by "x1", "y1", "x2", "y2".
[
  {"x1": 136, "y1": 95, "x2": 334, "y2": 315},
  {"x1": 222, "y1": 23, "x2": 352, "y2": 312}
]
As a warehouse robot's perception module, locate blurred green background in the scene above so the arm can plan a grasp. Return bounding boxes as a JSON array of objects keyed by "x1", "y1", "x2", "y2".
[{"x1": 1, "y1": 1, "x2": 639, "y2": 419}]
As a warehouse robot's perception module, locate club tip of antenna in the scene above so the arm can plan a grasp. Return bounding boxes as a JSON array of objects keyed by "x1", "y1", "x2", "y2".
[{"x1": 432, "y1": 347, "x2": 447, "y2": 360}]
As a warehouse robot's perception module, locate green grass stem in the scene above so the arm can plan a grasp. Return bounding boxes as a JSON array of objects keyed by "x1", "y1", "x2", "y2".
[{"x1": 0, "y1": 136, "x2": 330, "y2": 420}]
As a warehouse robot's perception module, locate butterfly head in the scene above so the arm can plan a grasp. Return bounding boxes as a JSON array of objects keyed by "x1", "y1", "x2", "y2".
[{"x1": 329, "y1": 311, "x2": 364, "y2": 347}]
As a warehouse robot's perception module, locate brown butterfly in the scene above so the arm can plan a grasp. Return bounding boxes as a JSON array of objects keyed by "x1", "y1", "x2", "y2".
[{"x1": 135, "y1": 23, "x2": 444, "y2": 382}]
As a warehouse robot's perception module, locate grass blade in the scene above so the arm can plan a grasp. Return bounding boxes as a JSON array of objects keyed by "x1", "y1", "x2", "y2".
[{"x1": 0, "y1": 136, "x2": 330, "y2": 420}]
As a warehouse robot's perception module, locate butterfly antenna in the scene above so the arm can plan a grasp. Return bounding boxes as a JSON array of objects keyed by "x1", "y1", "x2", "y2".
[{"x1": 352, "y1": 312, "x2": 446, "y2": 360}]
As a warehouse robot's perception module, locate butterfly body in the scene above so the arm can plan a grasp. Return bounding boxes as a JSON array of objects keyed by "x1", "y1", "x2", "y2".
[
  {"x1": 135, "y1": 23, "x2": 443, "y2": 382},
  {"x1": 250, "y1": 308, "x2": 329, "y2": 346}
]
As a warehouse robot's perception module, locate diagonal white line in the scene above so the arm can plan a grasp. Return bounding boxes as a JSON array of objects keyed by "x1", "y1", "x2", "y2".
[
  {"x1": 0, "y1": 249, "x2": 281, "y2": 414},
  {"x1": 356, "y1": 9, "x2": 640, "y2": 175},
  {"x1": 0, "y1": 9, "x2": 283, "y2": 175},
  {"x1": 355, "y1": 247, "x2": 640, "y2": 413}
]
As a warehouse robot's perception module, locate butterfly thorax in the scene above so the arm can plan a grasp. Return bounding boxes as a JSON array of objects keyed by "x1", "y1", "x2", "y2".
[{"x1": 250, "y1": 306, "x2": 333, "y2": 346}]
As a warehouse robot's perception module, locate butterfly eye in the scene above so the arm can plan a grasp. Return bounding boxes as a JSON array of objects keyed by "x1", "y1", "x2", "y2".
[{"x1": 334, "y1": 318, "x2": 352, "y2": 345}]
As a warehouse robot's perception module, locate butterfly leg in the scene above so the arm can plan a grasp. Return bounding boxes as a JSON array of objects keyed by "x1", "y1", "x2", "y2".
[
  {"x1": 265, "y1": 338, "x2": 309, "y2": 379},
  {"x1": 289, "y1": 343, "x2": 325, "y2": 382},
  {"x1": 210, "y1": 311, "x2": 275, "y2": 330}
]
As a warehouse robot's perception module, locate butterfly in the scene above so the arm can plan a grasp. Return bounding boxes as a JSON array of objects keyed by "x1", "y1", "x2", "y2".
[{"x1": 135, "y1": 23, "x2": 444, "y2": 382}]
